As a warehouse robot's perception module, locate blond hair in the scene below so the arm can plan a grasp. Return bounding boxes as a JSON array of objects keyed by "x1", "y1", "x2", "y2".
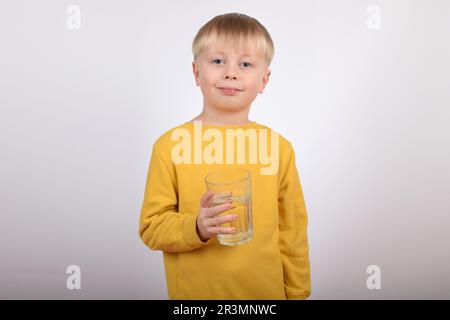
[{"x1": 192, "y1": 13, "x2": 274, "y2": 66}]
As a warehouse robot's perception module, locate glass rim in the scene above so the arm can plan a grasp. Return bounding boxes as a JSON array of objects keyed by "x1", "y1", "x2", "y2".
[{"x1": 204, "y1": 168, "x2": 251, "y2": 186}]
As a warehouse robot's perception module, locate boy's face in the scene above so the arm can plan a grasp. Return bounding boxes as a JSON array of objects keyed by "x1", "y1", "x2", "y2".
[{"x1": 192, "y1": 41, "x2": 271, "y2": 113}]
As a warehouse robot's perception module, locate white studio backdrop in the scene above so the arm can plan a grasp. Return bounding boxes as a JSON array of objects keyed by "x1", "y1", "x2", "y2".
[{"x1": 1, "y1": 0, "x2": 449, "y2": 299}]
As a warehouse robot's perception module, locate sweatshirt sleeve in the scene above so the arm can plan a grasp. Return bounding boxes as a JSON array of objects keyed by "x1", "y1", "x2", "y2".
[
  {"x1": 278, "y1": 142, "x2": 311, "y2": 300},
  {"x1": 139, "y1": 142, "x2": 213, "y2": 252}
]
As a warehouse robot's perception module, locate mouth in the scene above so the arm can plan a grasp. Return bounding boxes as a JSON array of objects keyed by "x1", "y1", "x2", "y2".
[{"x1": 217, "y1": 87, "x2": 243, "y2": 95}]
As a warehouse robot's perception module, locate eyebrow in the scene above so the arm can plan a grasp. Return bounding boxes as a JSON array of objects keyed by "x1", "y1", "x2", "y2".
[{"x1": 209, "y1": 51, "x2": 254, "y2": 58}]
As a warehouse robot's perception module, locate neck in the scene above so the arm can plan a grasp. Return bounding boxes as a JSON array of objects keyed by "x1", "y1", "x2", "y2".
[{"x1": 191, "y1": 104, "x2": 251, "y2": 126}]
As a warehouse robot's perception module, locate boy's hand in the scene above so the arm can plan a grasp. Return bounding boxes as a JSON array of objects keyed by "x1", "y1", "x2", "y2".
[{"x1": 196, "y1": 190, "x2": 238, "y2": 242}]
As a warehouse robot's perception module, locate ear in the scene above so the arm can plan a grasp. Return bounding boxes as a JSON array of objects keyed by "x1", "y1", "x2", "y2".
[
  {"x1": 258, "y1": 69, "x2": 271, "y2": 94},
  {"x1": 192, "y1": 61, "x2": 200, "y2": 86}
]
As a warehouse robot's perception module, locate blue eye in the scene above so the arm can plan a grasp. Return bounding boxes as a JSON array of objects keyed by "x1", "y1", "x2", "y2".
[
  {"x1": 211, "y1": 58, "x2": 253, "y2": 68},
  {"x1": 240, "y1": 61, "x2": 253, "y2": 68}
]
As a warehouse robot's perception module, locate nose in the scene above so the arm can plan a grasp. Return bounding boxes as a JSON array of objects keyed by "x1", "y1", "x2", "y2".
[{"x1": 224, "y1": 65, "x2": 238, "y2": 80}]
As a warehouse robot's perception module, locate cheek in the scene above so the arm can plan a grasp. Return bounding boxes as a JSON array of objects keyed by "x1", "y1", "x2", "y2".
[
  {"x1": 199, "y1": 67, "x2": 220, "y2": 86},
  {"x1": 244, "y1": 74, "x2": 263, "y2": 91}
]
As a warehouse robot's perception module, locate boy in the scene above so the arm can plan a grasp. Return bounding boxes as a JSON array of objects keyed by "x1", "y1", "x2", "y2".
[{"x1": 139, "y1": 13, "x2": 311, "y2": 300}]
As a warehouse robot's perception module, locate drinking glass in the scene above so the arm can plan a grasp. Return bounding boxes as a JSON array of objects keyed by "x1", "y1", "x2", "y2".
[{"x1": 204, "y1": 168, "x2": 253, "y2": 246}]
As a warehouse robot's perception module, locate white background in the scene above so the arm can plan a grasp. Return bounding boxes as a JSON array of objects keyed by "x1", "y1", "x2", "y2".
[{"x1": 1, "y1": 0, "x2": 449, "y2": 299}]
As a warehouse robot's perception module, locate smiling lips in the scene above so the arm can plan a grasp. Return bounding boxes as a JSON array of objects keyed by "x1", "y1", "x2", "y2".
[{"x1": 218, "y1": 87, "x2": 242, "y2": 95}]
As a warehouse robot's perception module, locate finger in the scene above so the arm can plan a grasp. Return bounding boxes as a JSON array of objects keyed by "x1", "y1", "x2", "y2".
[
  {"x1": 206, "y1": 214, "x2": 238, "y2": 227},
  {"x1": 211, "y1": 192, "x2": 233, "y2": 206},
  {"x1": 205, "y1": 201, "x2": 234, "y2": 218},
  {"x1": 201, "y1": 190, "x2": 215, "y2": 208},
  {"x1": 207, "y1": 225, "x2": 236, "y2": 235},
  {"x1": 205, "y1": 192, "x2": 232, "y2": 209}
]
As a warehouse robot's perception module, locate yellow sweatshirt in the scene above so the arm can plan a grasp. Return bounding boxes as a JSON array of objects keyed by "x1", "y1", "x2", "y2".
[{"x1": 139, "y1": 121, "x2": 311, "y2": 300}]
